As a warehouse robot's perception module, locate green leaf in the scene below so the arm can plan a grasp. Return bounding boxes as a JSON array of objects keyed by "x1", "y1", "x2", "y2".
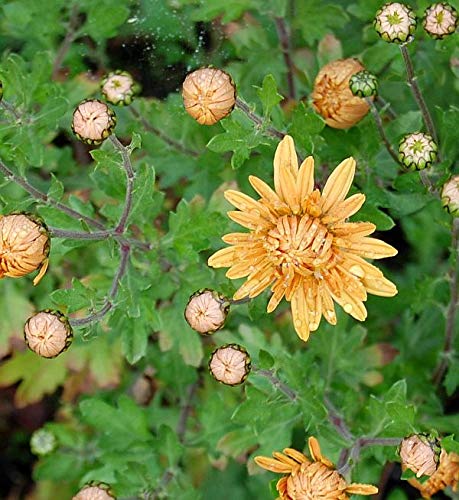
[
  {"x1": 50, "y1": 278, "x2": 95, "y2": 313},
  {"x1": 47, "y1": 173, "x2": 64, "y2": 201},
  {"x1": 121, "y1": 319, "x2": 148, "y2": 365},
  {"x1": 444, "y1": 360, "x2": 459, "y2": 396},
  {"x1": 352, "y1": 204, "x2": 395, "y2": 230},
  {"x1": 256, "y1": 74, "x2": 283, "y2": 118},
  {"x1": 288, "y1": 103, "x2": 325, "y2": 153},
  {"x1": 441, "y1": 435, "x2": 459, "y2": 454}
]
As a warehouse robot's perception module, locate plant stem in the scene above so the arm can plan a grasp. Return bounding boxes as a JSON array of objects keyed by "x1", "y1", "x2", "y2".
[
  {"x1": 274, "y1": 17, "x2": 296, "y2": 100},
  {"x1": 52, "y1": 4, "x2": 80, "y2": 79},
  {"x1": 375, "y1": 95, "x2": 397, "y2": 120},
  {"x1": 49, "y1": 228, "x2": 113, "y2": 240},
  {"x1": 129, "y1": 105, "x2": 200, "y2": 158},
  {"x1": 338, "y1": 437, "x2": 402, "y2": 477},
  {"x1": 235, "y1": 98, "x2": 285, "y2": 140},
  {"x1": 176, "y1": 377, "x2": 201, "y2": 444},
  {"x1": 253, "y1": 368, "x2": 297, "y2": 402},
  {"x1": 366, "y1": 98, "x2": 400, "y2": 165},
  {"x1": 324, "y1": 396, "x2": 353, "y2": 441},
  {"x1": 109, "y1": 135, "x2": 135, "y2": 233},
  {"x1": 0, "y1": 159, "x2": 106, "y2": 230},
  {"x1": 399, "y1": 44, "x2": 438, "y2": 145},
  {"x1": 70, "y1": 244, "x2": 131, "y2": 327},
  {"x1": 432, "y1": 217, "x2": 459, "y2": 386}
]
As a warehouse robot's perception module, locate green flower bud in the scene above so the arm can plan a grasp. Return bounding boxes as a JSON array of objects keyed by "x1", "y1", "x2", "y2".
[
  {"x1": 101, "y1": 70, "x2": 140, "y2": 106},
  {"x1": 30, "y1": 428, "x2": 57, "y2": 456},
  {"x1": 72, "y1": 99, "x2": 116, "y2": 145},
  {"x1": 423, "y1": 3, "x2": 458, "y2": 39},
  {"x1": 349, "y1": 71, "x2": 379, "y2": 98},
  {"x1": 398, "y1": 132, "x2": 438, "y2": 170},
  {"x1": 184, "y1": 289, "x2": 230, "y2": 334},
  {"x1": 209, "y1": 343, "x2": 251, "y2": 386},
  {"x1": 441, "y1": 176, "x2": 459, "y2": 217},
  {"x1": 374, "y1": 2, "x2": 417, "y2": 44}
]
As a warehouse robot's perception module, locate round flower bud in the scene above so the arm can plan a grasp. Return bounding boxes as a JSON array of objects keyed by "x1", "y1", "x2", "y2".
[
  {"x1": 399, "y1": 434, "x2": 441, "y2": 478},
  {"x1": 311, "y1": 58, "x2": 371, "y2": 129},
  {"x1": 184, "y1": 289, "x2": 230, "y2": 334},
  {"x1": 349, "y1": 70, "x2": 379, "y2": 98},
  {"x1": 101, "y1": 70, "x2": 140, "y2": 106},
  {"x1": 208, "y1": 343, "x2": 251, "y2": 386},
  {"x1": 182, "y1": 67, "x2": 236, "y2": 125},
  {"x1": 0, "y1": 213, "x2": 50, "y2": 285},
  {"x1": 441, "y1": 176, "x2": 459, "y2": 217},
  {"x1": 398, "y1": 132, "x2": 438, "y2": 170},
  {"x1": 30, "y1": 428, "x2": 57, "y2": 456},
  {"x1": 72, "y1": 99, "x2": 116, "y2": 145},
  {"x1": 24, "y1": 310, "x2": 73, "y2": 358},
  {"x1": 374, "y1": 2, "x2": 417, "y2": 44},
  {"x1": 73, "y1": 484, "x2": 115, "y2": 500},
  {"x1": 423, "y1": 3, "x2": 458, "y2": 39}
]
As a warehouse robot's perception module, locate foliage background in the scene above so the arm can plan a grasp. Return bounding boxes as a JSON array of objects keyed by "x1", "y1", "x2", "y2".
[{"x1": 0, "y1": 0, "x2": 458, "y2": 498}]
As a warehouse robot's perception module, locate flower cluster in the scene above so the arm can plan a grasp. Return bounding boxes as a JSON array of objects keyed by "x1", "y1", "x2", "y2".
[
  {"x1": 208, "y1": 135, "x2": 398, "y2": 341},
  {"x1": 255, "y1": 437, "x2": 378, "y2": 499}
]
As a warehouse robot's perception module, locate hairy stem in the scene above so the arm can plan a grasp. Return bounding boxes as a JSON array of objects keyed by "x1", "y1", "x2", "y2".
[
  {"x1": 274, "y1": 17, "x2": 296, "y2": 100},
  {"x1": 375, "y1": 95, "x2": 397, "y2": 120},
  {"x1": 338, "y1": 437, "x2": 402, "y2": 477},
  {"x1": 324, "y1": 396, "x2": 353, "y2": 441},
  {"x1": 366, "y1": 98, "x2": 400, "y2": 165},
  {"x1": 52, "y1": 4, "x2": 80, "y2": 79},
  {"x1": 109, "y1": 135, "x2": 135, "y2": 233},
  {"x1": 176, "y1": 377, "x2": 201, "y2": 444},
  {"x1": 70, "y1": 244, "x2": 131, "y2": 327},
  {"x1": 400, "y1": 44, "x2": 438, "y2": 145},
  {"x1": 253, "y1": 368, "x2": 297, "y2": 402},
  {"x1": 129, "y1": 106, "x2": 200, "y2": 158},
  {"x1": 432, "y1": 217, "x2": 459, "y2": 386},
  {"x1": 235, "y1": 98, "x2": 285, "y2": 140},
  {"x1": 49, "y1": 228, "x2": 113, "y2": 240}
]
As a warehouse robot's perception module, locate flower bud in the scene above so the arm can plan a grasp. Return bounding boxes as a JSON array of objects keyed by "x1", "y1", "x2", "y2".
[
  {"x1": 182, "y1": 67, "x2": 236, "y2": 125},
  {"x1": 73, "y1": 484, "x2": 115, "y2": 500},
  {"x1": 374, "y1": 2, "x2": 417, "y2": 44},
  {"x1": 72, "y1": 99, "x2": 116, "y2": 145},
  {"x1": 441, "y1": 176, "x2": 459, "y2": 216},
  {"x1": 209, "y1": 344, "x2": 251, "y2": 386},
  {"x1": 398, "y1": 132, "x2": 438, "y2": 170},
  {"x1": 399, "y1": 434, "x2": 440, "y2": 478},
  {"x1": 311, "y1": 58, "x2": 371, "y2": 129},
  {"x1": 24, "y1": 310, "x2": 73, "y2": 358},
  {"x1": 184, "y1": 289, "x2": 230, "y2": 334},
  {"x1": 349, "y1": 70, "x2": 379, "y2": 98},
  {"x1": 0, "y1": 213, "x2": 49, "y2": 285},
  {"x1": 423, "y1": 3, "x2": 458, "y2": 39},
  {"x1": 101, "y1": 70, "x2": 140, "y2": 106},
  {"x1": 30, "y1": 428, "x2": 57, "y2": 456}
]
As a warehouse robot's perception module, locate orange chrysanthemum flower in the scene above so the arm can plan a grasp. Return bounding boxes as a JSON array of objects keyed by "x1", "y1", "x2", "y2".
[
  {"x1": 255, "y1": 437, "x2": 378, "y2": 499},
  {"x1": 208, "y1": 136, "x2": 397, "y2": 341},
  {"x1": 407, "y1": 449, "x2": 459, "y2": 499}
]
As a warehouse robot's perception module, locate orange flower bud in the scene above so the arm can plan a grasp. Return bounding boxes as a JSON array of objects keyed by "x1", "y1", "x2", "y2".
[
  {"x1": 72, "y1": 99, "x2": 116, "y2": 145},
  {"x1": 72, "y1": 484, "x2": 115, "y2": 500},
  {"x1": 399, "y1": 434, "x2": 440, "y2": 478},
  {"x1": 184, "y1": 289, "x2": 230, "y2": 334},
  {"x1": 182, "y1": 67, "x2": 236, "y2": 125},
  {"x1": 0, "y1": 213, "x2": 49, "y2": 285},
  {"x1": 209, "y1": 344, "x2": 251, "y2": 386},
  {"x1": 24, "y1": 310, "x2": 73, "y2": 358},
  {"x1": 311, "y1": 58, "x2": 371, "y2": 129}
]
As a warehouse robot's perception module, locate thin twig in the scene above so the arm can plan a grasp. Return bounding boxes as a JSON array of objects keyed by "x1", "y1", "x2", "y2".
[
  {"x1": 338, "y1": 437, "x2": 402, "y2": 477},
  {"x1": 253, "y1": 368, "x2": 297, "y2": 402},
  {"x1": 109, "y1": 135, "x2": 135, "y2": 233},
  {"x1": 366, "y1": 98, "x2": 400, "y2": 165},
  {"x1": 324, "y1": 396, "x2": 353, "y2": 441},
  {"x1": 52, "y1": 5, "x2": 80, "y2": 79},
  {"x1": 235, "y1": 98, "x2": 285, "y2": 140},
  {"x1": 129, "y1": 106, "x2": 200, "y2": 158},
  {"x1": 176, "y1": 378, "x2": 201, "y2": 443},
  {"x1": 399, "y1": 44, "x2": 439, "y2": 146},
  {"x1": 375, "y1": 95, "x2": 397, "y2": 120},
  {"x1": 274, "y1": 17, "x2": 296, "y2": 100},
  {"x1": 49, "y1": 227, "x2": 113, "y2": 240},
  {"x1": 432, "y1": 217, "x2": 459, "y2": 386},
  {"x1": 70, "y1": 244, "x2": 131, "y2": 327},
  {"x1": 0, "y1": 159, "x2": 106, "y2": 230}
]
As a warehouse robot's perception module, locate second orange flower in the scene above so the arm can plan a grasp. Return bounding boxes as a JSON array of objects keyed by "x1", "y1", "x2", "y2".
[{"x1": 208, "y1": 135, "x2": 398, "y2": 341}]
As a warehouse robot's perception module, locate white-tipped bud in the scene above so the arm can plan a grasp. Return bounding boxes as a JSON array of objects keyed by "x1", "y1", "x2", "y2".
[
  {"x1": 72, "y1": 99, "x2": 116, "y2": 145},
  {"x1": 398, "y1": 132, "x2": 438, "y2": 170},
  {"x1": 423, "y1": 3, "x2": 458, "y2": 39},
  {"x1": 441, "y1": 176, "x2": 459, "y2": 217},
  {"x1": 209, "y1": 344, "x2": 251, "y2": 386},
  {"x1": 185, "y1": 289, "x2": 230, "y2": 334},
  {"x1": 374, "y1": 2, "x2": 417, "y2": 44}
]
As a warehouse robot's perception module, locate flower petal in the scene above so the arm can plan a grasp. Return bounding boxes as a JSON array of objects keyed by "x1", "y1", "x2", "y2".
[
  {"x1": 248, "y1": 175, "x2": 289, "y2": 213},
  {"x1": 267, "y1": 279, "x2": 287, "y2": 313},
  {"x1": 334, "y1": 236, "x2": 398, "y2": 259},
  {"x1": 331, "y1": 288, "x2": 367, "y2": 321},
  {"x1": 297, "y1": 156, "x2": 315, "y2": 202},
  {"x1": 332, "y1": 221, "x2": 376, "y2": 238},
  {"x1": 228, "y1": 210, "x2": 273, "y2": 230},
  {"x1": 224, "y1": 190, "x2": 275, "y2": 221},
  {"x1": 254, "y1": 456, "x2": 293, "y2": 474},
  {"x1": 346, "y1": 484, "x2": 379, "y2": 496},
  {"x1": 320, "y1": 157, "x2": 356, "y2": 214},
  {"x1": 363, "y1": 274, "x2": 398, "y2": 297},
  {"x1": 291, "y1": 285, "x2": 310, "y2": 341},
  {"x1": 322, "y1": 193, "x2": 366, "y2": 224},
  {"x1": 233, "y1": 262, "x2": 274, "y2": 300},
  {"x1": 208, "y1": 246, "x2": 236, "y2": 268}
]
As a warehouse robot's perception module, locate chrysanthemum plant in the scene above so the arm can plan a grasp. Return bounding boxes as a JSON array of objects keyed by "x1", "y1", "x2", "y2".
[{"x1": 0, "y1": 1, "x2": 458, "y2": 499}]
